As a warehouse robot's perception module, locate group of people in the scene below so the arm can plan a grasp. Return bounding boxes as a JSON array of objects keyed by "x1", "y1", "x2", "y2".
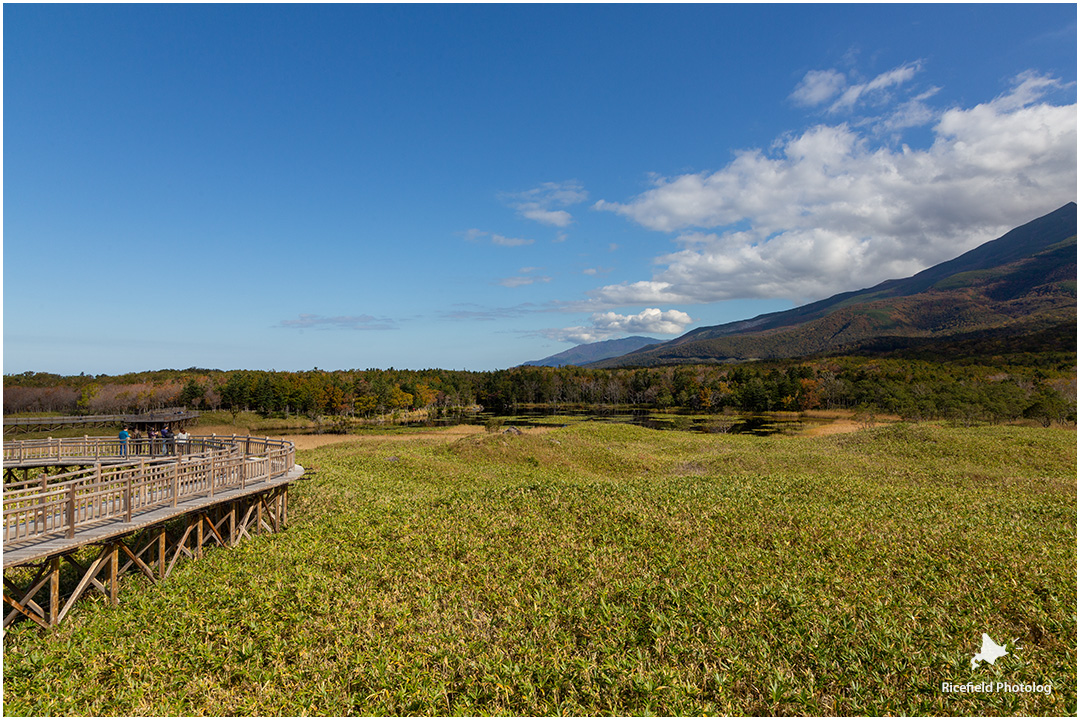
[{"x1": 117, "y1": 425, "x2": 191, "y2": 457}]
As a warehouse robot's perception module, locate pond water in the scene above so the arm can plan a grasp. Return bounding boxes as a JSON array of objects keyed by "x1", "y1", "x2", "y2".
[{"x1": 376, "y1": 406, "x2": 829, "y2": 436}]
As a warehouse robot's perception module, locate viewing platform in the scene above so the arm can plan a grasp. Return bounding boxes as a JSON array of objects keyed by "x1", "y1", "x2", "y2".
[
  {"x1": 2, "y1": 435, "x2": 303, "y2": 629},
  {"x1": 3, "y1": 407, "x2": 200, "y2": 436}
]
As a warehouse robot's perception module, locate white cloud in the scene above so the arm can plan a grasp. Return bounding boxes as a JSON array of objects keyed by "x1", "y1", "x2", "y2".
[
  {"x1": 501, "y1": 180, "x2": 589, "y2": 227},
  {"x1": 538, "y1": 326, "x2": 608, "y2": 344},
  {"x1": 593, "y1": 308, "x2": 693, "y2": 335},
  {"x1": 792, "y1": 62, "x2": 923, "y2": 114},
  {"x1": 542, "y1": 308, "x2": 693, "y2": 343},
  {"x1": 791, "y1": 69, "x2": 846, "y2": 107},
  {"x1": 521, "y1": 208, "x2": 572, "y2": 226},
  {"x1": 593, "y1": 71, "x2": 1076, "y2": 306},
  {"x1": 877, "y1": 86, "x2": 941, "y2": 132}
]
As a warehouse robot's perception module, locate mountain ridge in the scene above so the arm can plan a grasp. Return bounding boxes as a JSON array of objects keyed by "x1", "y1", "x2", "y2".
[
  {"x1": 521, "y1": 336, "x2": 661, "y2": 367},
  {"x1": 588, "y1": 203, "x2": 1077, "y2": 368}
]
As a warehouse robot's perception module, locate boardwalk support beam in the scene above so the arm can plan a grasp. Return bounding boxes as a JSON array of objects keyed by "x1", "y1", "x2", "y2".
[
  {"x1": 2, "y1": 486, "x2": 292, "y2": 629},
  {"x1": 3, "y1": 435, "x2": 300, "y2": 629}
]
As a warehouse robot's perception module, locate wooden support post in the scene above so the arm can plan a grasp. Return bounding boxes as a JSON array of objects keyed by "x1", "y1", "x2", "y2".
[
  {"x1": 196, "y1": 514, "x2": 204, "y2": 559},
  {"x1": 158, "y1": 527, "x2": 166, "y2": 578},
  {"x1": 49, "y1": 556, "x2": 61, "y2": 626},
  {"x1": 172, "y1": 460, "x2": 179, "y2": 507},
  {"x1": 109, "y1": 543, "x2": 120, "y2": 606}
]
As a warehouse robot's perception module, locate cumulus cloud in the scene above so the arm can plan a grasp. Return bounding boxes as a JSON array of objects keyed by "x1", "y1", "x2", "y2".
[
  {"x1": 279, "y1": 314, "x2": 396, "y2": 331},
  {"x1": 593, "y1": 71, "x2": 1076, "y2": 305},
  {"x1": 593, "y1": 308, "x2": 693, "y2": 334},
  {"x1": 542, "y1": 308, "x2": 693, "y2": 344},
  {"x1": 501, "y1": 180, "x2": 589, "y2": 227}
]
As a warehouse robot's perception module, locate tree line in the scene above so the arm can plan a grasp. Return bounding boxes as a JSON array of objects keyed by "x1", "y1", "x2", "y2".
[{"x1": 4, "y1": 356, "x2": 1076, "y2": 427}]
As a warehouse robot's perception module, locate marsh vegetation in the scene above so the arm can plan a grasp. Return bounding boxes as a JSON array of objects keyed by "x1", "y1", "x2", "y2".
[{"x1": 3, "y1": 421, "x2": 1075, "y2": 715}]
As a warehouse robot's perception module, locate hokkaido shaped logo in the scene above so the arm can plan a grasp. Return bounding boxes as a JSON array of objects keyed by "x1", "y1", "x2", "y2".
[
  {"x1": 971, "y1": 633, "x2": 1009, "y2": 669},
  {"x1": 942, "y1": 635, "x2": 1050, "y2": 696}
]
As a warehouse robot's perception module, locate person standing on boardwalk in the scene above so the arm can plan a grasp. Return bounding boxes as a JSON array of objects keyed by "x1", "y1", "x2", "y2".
[
  {"x1": 118, "y1": 427, "x2": 130, "y2": 457},
  {"x1": 148, "y1": 428, "x2": 158, "y2": 456},
  {"x1": 161, "y1": 425, "x2": 174, "y2": 455},
  {"x1": 175, "y1": 428, "x2": 190, "y2": 455}
]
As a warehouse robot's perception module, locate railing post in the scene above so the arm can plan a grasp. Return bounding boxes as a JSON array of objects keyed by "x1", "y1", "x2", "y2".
[
  {"x1": 66, "y1": 484, "x2": 76, "y2": 539},
  {"x1": 125, "y1": 472, "x2": 133, "y2": 522},
  {"x1": 172, "y1": 459, "x2": 178, "y2": 507},
  {"x1": 35, "y1": 473, "x2": 48, "y2": 534}
]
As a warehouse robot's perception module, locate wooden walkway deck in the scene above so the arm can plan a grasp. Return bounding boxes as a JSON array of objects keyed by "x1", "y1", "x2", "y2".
[
  {"x1": 3, "y1": 466, "x2": 302, "y2": 569},
  {"x1": 3, "y1": 436, "x2": 303, "y2": 628},
  {"x1": 3, "y1": 408, "x2": 200, "y2": 435}
]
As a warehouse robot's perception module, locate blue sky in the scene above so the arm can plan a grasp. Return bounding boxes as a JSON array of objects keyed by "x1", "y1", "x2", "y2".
[{"x1": 4, "y1": 4, "x2": 1076, "y2": 375}]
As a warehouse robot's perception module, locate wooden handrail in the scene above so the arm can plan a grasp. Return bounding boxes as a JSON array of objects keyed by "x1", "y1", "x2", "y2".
[
  {"x1": 3, "y1": 408, "x2": 199, "y2": 427},
  {"x1": 2, "y1": 436, "x2": 296, "y2": 545}
]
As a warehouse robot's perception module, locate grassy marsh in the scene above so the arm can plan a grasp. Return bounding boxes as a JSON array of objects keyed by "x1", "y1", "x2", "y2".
[{"x1": 3, "y1": 422, "x2": 1075, "y2": 715}]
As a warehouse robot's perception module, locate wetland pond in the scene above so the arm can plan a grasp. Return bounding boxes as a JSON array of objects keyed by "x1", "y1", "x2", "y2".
[{"x1": 299, "y1": 407, "x2": 836, "y2": 436}]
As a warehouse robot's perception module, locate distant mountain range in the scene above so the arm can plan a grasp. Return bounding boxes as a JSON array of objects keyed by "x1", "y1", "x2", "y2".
[
  {"x1": 585, "y1": 202, "x2": 1077, "y2": 368},
  {"x1": 522, "y1": 336, "x2": 660, "y2": 367}
]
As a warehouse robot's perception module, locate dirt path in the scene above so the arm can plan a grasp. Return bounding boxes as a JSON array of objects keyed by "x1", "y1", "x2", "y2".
[{"x1": 799, "y1": 410, "x2": 899, "y2": 436}]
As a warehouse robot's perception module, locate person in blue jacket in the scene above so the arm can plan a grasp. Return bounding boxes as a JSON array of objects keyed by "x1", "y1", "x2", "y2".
[{"x1": 118, "y1": 427, "x2": 130, "y2": 457}]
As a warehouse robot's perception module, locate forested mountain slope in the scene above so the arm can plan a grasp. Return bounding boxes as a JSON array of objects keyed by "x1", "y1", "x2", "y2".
[{"x1": 591, "y1": 203, "x2": 1077, "y2": 368}]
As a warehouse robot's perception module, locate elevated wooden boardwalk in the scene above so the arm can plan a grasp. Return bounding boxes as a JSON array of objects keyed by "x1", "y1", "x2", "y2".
[
  {"x1": 3, "y1": 435, "x2": 303, "y2": 628},
  {"x1": 3, "y1": 407, "x2": 200, "y2": 435}
]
